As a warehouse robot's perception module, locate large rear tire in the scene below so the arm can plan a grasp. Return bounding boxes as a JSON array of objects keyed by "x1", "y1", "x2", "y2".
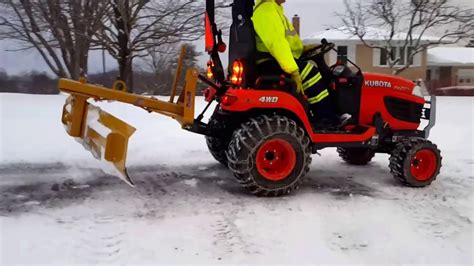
[
  {"x1": 337, "y1": 147, "x2": 375, "y2": 165},
  {"x1": 227, "y1": 115, "x2": 312, "y2": 197},
  {"x1": 389, "y1": 138, "x2": 442, "y2": 187}
]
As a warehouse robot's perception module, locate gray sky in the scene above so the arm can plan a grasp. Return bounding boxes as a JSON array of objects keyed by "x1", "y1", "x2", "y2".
[{"x1": 0, "y1": 0, "x2": 472, "y2": 75}]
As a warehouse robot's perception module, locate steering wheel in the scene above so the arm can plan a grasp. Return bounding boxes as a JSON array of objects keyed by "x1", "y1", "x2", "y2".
[
  {"x1": 303, "y1": 43, "x2": 324, "y2": 54},
  {"x1": 303, "y1": 38, "x2": 335, "y2": 59}
]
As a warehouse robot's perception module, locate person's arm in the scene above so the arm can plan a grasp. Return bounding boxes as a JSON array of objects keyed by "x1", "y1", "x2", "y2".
[{"x1": 252, "y1": 3, "x2": 298, "y2": 74}]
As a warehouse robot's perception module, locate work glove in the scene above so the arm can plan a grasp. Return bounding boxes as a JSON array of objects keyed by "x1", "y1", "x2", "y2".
[{"x1": 291, "y1": 71, "x2": 304, "y2": 95}]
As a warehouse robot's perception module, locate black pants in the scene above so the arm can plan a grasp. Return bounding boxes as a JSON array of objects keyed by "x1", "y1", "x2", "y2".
[{"x1": 257, "y1": 58, "x2": 338, "y2": 123}]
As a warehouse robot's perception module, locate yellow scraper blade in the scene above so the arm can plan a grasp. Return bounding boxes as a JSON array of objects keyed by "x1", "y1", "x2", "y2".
[{"x1": 61, "y1": 95, "x2": 136, "y2": 186}]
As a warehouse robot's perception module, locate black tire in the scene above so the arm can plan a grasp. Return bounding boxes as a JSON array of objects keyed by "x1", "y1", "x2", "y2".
[
  {"x1": 389, "y1": 138, "x2": 442, "y2": 187},
  {"x1": 337, "y1": 147, "x2": 375, "y2": 165},
  {"x1": 226, "y1": 115, "x2": 312, "y2": 197},
  {"x1": 205, "y1": 112, "x2": 232, "y2": 166}
]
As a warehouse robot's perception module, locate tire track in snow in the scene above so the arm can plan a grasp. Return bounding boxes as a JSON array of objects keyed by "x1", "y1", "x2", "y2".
[
  {"x1": 394, "y1": 190, "x2": 472, "y2": 239},
  {"x1": 212, "y1": 214, "x2": 249, "y2": 255},
  {"x1": 73, "y1": 214, "x2": 127, "y2": 264},
  {"x1": 208, "y1": 199, "x2": 265, "y2": 260},
  {"x1": 383, "y1": 162, "x2": 473, "y2": 241}
]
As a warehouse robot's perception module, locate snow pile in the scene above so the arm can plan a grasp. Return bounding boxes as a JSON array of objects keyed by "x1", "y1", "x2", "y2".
[{"x1": 0, "y1": 93, "x2": 473, "y2": 265}]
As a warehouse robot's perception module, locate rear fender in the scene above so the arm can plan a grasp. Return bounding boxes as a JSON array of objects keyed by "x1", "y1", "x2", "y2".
[{"x1": 220, "y1": 88, "x2": 315, "y2": 138}]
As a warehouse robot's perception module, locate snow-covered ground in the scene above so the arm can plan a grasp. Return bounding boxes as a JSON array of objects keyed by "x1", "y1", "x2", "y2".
[{"x1": 0, "y1": 93, "x2": 473, "y2": 265}]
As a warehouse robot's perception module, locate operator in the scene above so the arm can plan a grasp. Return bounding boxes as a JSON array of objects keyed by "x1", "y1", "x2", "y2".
[{"x1": 252, "y1": 0, "x2": 349, "y2": 127}]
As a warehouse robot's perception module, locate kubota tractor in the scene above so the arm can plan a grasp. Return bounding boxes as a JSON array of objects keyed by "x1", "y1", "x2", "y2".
[{"x1": 58, "y1": 0, "x2": 442, "y2": 197}]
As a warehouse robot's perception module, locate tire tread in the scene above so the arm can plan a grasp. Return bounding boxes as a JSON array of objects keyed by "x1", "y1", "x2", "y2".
[
  {"x1": 227, "y1": 115, "x2": 312, "y2": 197},
  {"x1": 389, "y1": 138, "x2": 442, "y2": 187}
]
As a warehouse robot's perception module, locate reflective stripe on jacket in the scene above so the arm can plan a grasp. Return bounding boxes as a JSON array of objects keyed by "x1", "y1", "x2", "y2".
[{"x1": 252, "y1": 0, "x2": 304, "y2": 74}]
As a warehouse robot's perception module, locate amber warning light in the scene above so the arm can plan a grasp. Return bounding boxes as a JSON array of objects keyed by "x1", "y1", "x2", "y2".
[{"x1": 230, "y1": 60, "x2": 244, "y2": 85}]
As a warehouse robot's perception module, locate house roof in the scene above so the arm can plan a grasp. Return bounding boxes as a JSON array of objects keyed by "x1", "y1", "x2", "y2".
[
  {"x1": 304, "y1": 26, "x2": 443, "y2": 44},
  {"x1": 427, "y1": 47, "x2": 474, "y2": 66}
]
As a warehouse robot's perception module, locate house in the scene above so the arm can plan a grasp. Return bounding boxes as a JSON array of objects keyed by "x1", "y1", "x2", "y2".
[
  {"x1": 303, "y1": 27, "x2": 442, "y2": 81},
  {"x1": 426, "y1": 47, "x2": 474, "y2": 89}
]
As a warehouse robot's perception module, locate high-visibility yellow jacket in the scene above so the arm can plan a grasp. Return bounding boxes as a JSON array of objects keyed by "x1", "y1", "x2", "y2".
[{"x1": 252, "y1": 0, "x2": 304, "y2": 74}]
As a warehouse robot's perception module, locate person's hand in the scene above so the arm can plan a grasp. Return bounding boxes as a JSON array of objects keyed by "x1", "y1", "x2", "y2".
[{"x1": 291, "y1": 71, "x2": 304, "y2": 94}]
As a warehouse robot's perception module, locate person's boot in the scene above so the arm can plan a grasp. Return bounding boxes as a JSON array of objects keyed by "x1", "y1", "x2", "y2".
[{"x1": 339, "y1": 113, "x2": 353, "y2": 128}]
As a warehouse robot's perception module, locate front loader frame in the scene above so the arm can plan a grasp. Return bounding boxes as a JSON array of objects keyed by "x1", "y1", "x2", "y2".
[
  {"x1": 59, "y1": 46, "x2": 199, "y2": 185},
  {"x1": 59, "y1": 68, "x2": 198, "y2": 127}
]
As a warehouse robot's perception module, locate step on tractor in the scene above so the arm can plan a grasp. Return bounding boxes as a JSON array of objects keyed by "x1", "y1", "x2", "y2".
[{"x1": 58, "y1": 0, "x2": 442, "y2": 197}]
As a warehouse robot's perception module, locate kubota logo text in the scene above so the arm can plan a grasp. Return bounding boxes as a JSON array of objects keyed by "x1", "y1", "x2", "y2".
[
  {"x1": 259, "y1": 96, "x2": 279, "y2": 103},
  {"x1": 365, "y1": 80, "x2": 392, "y2": 88}
]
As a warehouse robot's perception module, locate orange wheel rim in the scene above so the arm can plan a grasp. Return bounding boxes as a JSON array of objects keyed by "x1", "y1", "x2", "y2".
[
  {"x1": 410, "y1": 149, "x2": 438, "y2": 181},
  {"x1": 255, "y1": 139, "x2": 297, "y2": 181}
]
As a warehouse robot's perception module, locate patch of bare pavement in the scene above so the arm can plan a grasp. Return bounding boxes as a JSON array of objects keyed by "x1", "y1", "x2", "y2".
[
  {"x1": 1, "y1": 161, "x2": 472, "y2": 264},
  {"x1": 0, "y1": 162, "x2": 381, "y2": 216}
]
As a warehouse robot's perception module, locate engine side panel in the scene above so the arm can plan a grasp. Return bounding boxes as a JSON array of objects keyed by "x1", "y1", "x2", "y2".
[
  {"x1": 360, "y1": 73, "x2": 425, "y2": 130},
  {"x1": 221, "y1": 88, "x2": 376, "y2": 144}
]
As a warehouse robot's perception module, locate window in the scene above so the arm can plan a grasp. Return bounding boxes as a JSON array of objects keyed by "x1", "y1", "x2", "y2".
[
  {"x1": 380, "y1": 49, "x2": 388, "y2": 66},
  {"x1": 337, "y1": 46, "x2": 348, "y2": 64},
  {"x1": 407, "y1": 47, "x2": 415, "y2": 65},
  {"x1": 427, "y1": 69, "x2": 432, "y2": 81},
  {"x1": 399, "y1": 47, "x2": 406, "y2": 65},
  {"x1": 391, "y1": 47, "x2": 397, "y2": 61},
  {"x1": 378, "y1": 46, "x2": 417, "y2": 66},
  {"x1": 380, "y1": 47, "x2": 396, "y2": 65}
]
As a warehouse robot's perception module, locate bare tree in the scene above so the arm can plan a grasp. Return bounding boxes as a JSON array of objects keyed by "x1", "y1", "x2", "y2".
[
  {"x1": 93, "y1": 0, "x2": 229, "y2": 92},
  {"x1": 337, "y1": 0, "x2": 474, "y2": 75},
  {"x1": 138, "y1": 42, "x2": 201, "y2": 93},
  {"x1": 0, "y1": 0, "x2": 108, "y2": 79},
  {"x1": 467, "y1": 34, "x2": 474, "y2": 47}
]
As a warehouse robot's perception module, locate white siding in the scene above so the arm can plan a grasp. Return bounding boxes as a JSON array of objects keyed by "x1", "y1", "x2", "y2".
[
  {"x1": 329, "y1": 50, "x2": 337, "y2": 65},
  {"x1": 413, "y1": 53, "x2": 422, "y2": 67},
  {"x1": 348, "y1": 45, "x2": 356, "y2": 62},
  {"x1": 373, "y1": 48, "x2": 381, "y2": 67}
]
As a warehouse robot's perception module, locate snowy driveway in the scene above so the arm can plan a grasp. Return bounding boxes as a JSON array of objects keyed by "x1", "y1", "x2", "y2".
[{"x1": 0, "y1": 94, "x2": 473, "y2": 264}]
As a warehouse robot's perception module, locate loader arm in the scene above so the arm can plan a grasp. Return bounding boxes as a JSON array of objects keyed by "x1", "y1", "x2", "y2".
[
  {"x1": 59, "y1": 69, "x2": 198, "y2": 126},
  {"x1": 59, "y1": 46, "x2": 199, "y2": 185}
]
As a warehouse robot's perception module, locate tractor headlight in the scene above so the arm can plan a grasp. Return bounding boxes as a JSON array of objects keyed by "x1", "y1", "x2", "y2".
[
  {"x1": 412, "y1": 79, "x2": 427, "y2": 98},
  {"x1": 412, "y1": 85, "x2": 424, "y2": 98}
]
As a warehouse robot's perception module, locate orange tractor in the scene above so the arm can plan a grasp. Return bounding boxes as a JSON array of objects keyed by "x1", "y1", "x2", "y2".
[{"x1": 58, "y1": 0, "x2": 441, "y2": 196}]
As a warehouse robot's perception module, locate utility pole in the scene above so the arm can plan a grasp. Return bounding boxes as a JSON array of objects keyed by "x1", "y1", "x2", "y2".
[{"x1": 102, "y1": 46, "x2": 106, "y2": 74}]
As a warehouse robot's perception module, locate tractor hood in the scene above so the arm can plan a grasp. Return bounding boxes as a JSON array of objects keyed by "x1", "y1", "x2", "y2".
[{"x1": 363, "y1": 72, "x2": 416, "y2": 94}]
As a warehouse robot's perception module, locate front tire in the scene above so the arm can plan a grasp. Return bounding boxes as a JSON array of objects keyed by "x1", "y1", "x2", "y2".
[
  {"x1": 206, "y1": 135, "x2": 230, "y2": 166},
  {"x1": 389, "y1": 138, "x2": 442, "y2": 187},
  {"x1": 206, "y1": 110, "x2": 232, "y2": 166},
  {"x1": 227, "y1": 115, "x2": 312, "y2": 197}
]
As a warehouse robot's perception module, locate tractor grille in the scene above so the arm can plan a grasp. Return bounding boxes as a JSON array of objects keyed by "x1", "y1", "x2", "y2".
[{"x1": 384, "y1": 97, "x2": 423, "y2": 123}]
